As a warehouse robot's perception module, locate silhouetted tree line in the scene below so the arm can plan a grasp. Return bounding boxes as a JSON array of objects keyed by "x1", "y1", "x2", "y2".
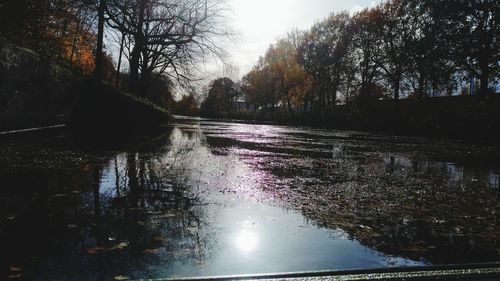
[{"x1": 236, "y1": 0, "x2": 498, "y2": 119}]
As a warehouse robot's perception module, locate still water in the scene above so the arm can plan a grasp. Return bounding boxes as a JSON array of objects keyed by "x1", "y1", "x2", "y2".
[{"x1": 0, "y1": 116, "x2": 499, "y2": 280}]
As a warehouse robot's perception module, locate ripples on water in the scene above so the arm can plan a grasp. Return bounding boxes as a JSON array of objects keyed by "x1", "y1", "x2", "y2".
[{"x1": 0, "y1": 116, "x2": 498, "y2": 280}]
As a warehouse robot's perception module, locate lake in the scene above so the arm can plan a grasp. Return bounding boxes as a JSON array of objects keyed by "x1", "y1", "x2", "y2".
[{"x1": 1, "y1": 116, "x2": 498, "y2": 280}]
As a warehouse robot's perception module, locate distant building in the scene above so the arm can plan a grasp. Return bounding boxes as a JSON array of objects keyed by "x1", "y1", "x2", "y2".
[
  {"x1": 459, "y1": 77, "x2": 499, "y2": 96},
  {"x1": 232, "y1": 97, "x2": 255, "y2": 112}
]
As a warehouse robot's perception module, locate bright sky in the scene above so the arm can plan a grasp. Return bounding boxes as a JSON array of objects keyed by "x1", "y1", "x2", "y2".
[{"x1": 222, "y1": 0, "x2": 380, "y2": 79}]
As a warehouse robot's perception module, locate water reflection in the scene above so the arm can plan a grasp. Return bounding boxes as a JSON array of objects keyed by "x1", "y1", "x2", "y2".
[
  {"x1": 235, "y1": 222, "x2": 259, "y2": 253},
  {"x1": 190, "y1": 118, "x2": 500, "y2": 264},
  {"x1": 0, "y1": 117, "x2": 499, "y2": 280}
]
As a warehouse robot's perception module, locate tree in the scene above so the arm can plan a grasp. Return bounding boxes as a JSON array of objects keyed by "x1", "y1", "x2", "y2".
[
  {"x1": 94, "y1": 0, "x2": 106, "y2": 81},
  {"x1": 106, "y1": 0, "x2": 230, "y2": 95},
  {"x1": 200, "y1": 77, "x2": 236, "y2": 117},
  {"x1": 242, "y1": 59, "x2": 276, "y2": 113},
  {"x1": 404, "y1": 1, "x2": 456, "y2": 99},
  {"x1": 0, "y1": 0, "x2": 103, "y2": 75},
  {"x1": 173, "y1": 93, "x2": 199, "y2": 116},
  {"x1": 427, "y1": 0, "x2": 499, "y2": 95},
  {"x1": 350, "y1": 8, "x2": 385, "y2": 101},
  {"x1": 298, "y1": 12, "x2": 352, "y2": 112},
  {"x1": 379, "y1": 0, "x2": 412, "y2": 101},
  {"x1": 263, "y1": 33, "x2": 312, "y2": 118}
]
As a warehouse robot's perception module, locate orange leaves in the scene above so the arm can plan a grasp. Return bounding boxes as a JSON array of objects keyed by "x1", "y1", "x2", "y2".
[{"x1": 58, "y1": 22, "x2": 97, "y2": 74}]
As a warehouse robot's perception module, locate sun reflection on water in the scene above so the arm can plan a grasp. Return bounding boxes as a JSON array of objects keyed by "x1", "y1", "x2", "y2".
[{"x1": 235, "y1": 222, "x2": 259, "y2": 252}]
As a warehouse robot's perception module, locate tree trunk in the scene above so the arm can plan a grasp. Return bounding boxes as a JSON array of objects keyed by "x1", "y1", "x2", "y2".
[
  {"x1": 140, "y1": 48, "x2": 149, "y2": 97},
  {"x1": 479, "y1": 70, "x2": 489, "y2": 96},
  {"x1": 129, "y1": 1, "x2": 146, "y2": 94},
  {"x1": 129, "y1": 45, "x2": 141, "y2": 94},
  {"x1": 129, "y1": 43, "x2": 141, "y2": 94},
  {"x1": 116, "y1": 33, "x2": 125, "y2": 87},
  {"x1": 478, "y1": 44, "x2": 491, "y2": 96},
  {"x1": 286, "y1": 95, "x2": 295, "y2": 119},
  {"x1": 70, "y1": 20, "x2": 81, "y2": 64},
  {"x1": 94, "y1": 0, "x2": 106, "y2": 81},
  {"x1": 417, "y1": 75, "x2": 425, "y2": 100},
  {"x1": 393, "y1": 72, "x2": 401, "y2": 102}
]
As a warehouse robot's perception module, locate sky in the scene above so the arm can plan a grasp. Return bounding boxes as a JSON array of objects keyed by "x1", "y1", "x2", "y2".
[{"x1": 217, "y1": 0, "x2": 380, "y2": 79}]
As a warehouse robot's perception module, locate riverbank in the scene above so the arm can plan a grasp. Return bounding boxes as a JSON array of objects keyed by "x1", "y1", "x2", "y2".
[
  {"x1": 0, "y1": 37, "x2": 171, "y2": 138},
  {"x1": 200, "y1": 94, "x2": 500, "y2": 143},
  {"x1": 68, "y1": 81, "x2": 171, "y2": 144}
]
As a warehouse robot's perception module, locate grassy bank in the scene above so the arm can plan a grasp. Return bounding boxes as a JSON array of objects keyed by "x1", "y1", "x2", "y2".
[{"x1": 69, "y1": 81, "x2": 170, "y2": 137}]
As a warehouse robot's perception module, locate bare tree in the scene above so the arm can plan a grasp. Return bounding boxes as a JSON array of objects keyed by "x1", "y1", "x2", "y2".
[{"x1": 105, "y1": 0, "x2": 231, "y2": 96}]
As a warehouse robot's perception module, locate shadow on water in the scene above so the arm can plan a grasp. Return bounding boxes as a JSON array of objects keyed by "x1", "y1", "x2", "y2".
[{"x1": 0, "y1": 117, "x2": 499, "y2": 280}]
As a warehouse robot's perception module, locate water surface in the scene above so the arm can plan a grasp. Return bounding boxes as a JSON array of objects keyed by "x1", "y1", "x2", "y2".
[{"x1": 1, "y1": 117, "x2": 498, "y2": 280}]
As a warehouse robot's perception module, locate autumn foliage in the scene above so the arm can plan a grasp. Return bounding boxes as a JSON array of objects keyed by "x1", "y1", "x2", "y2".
[
  {"x1": 0, "y1": 0, "x2": 111, "y2": 75},
  {"x1": 202, "y1": 0, "x2": 498, "y2": 121}
]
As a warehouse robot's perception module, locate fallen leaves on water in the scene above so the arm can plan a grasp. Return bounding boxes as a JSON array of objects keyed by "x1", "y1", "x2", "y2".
[
  {"x1": 86, "y1": 247, "x2": 105, "y2": 254},
  {"x1": 49, "y1": 194, "x2": 68, "y2": 198},
  {"x1": 86, "y1": 242, "x2": 129, "y2": 254},
  {"x1": 110, "y1": 242, "x2": 129, "y2": 250},
  {"x1": 142, "y1": 248, "x2": 160, "y2": 254},
  {"x1": 153, "y1": 236, "x2": 168, "y2": 242},
  {"x1": 401, "y1": 246, "x2": 429, "y2": 253},
  {"x1": 162, "y1": 213, "x2": 178, "y2": 218},
  {"x1": 113, "y1": 275, "x2": 129, "y2": 280},
  {"x1": 9, "y1": 267, "x2": 22, "y2": 272},
  {"x1": 136, "y1": 221, "x2": 145, "y2": 226},
  {"x1": 172, "y1": 248, "x2": 191, "y2": 258},
  {"x1": 8, "y1": 274, "x2": 22, "y2": 279},
  {"x1": 67, "y1": 224, "x2": 78, "y2": 229}
]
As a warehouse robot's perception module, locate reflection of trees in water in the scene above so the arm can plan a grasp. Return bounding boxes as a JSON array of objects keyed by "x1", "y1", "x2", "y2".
[
  {"x1": 289, "y1": 154, "x2": 499, "y2": 264},
  {"x1": 0, "y1": 130, "x2": 216, "y2": 280},
  {"x1": 85, "y1": 130, "x2": 215, "y2": 278}
]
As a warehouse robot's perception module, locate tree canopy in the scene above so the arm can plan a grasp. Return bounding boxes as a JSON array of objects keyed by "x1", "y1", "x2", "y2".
[{"x1": 220, "y1": 0, "x2": 499, "y2": 119}]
